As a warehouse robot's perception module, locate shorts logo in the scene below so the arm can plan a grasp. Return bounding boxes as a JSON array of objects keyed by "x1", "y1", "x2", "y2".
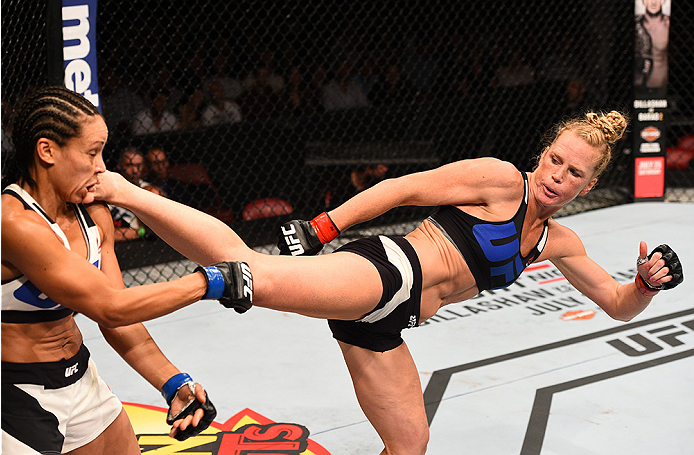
[
  {"x1": 408, "y1": 315, "x2": 418, "y2": 328},
  {"x1": 281, "y1": 225, "x2": 305, "y2": 255},
  {"x1": 65, "y1": 363, "x2": 79, "y2": 378}
]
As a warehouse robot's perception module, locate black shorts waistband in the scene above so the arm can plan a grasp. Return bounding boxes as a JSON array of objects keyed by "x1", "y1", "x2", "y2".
[{"x1": 2, "y1": 344, "x2": 91, "y2": 389}]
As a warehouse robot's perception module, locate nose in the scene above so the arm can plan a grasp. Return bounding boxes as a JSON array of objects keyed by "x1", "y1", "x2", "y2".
[
  {"x1": 551, "y1": 167, "x2": 564, "y2": 183},
  {"x1": 95, "y1": 154, "x2": 106, "y2": 173}
]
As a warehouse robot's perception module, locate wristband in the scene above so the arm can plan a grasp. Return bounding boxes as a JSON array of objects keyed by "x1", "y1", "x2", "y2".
[
  {"x1": 310, "y1": 212, "x2": 340, "y2": 244},
  {"x1": 197, "y1": 266, "x2": 225, "y2": 299},
  {"x1": 635, "y1": 274, "x2": 660, "y2": 297},
  {"x1": 162, "y1": 372, "x2": 194, "y2": 405},
  {"x1": 137, "y1": 227, "x2": 146, "y2": 238}
]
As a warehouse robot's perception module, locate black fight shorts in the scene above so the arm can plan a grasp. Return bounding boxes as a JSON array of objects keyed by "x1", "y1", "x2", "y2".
[{"x1": 328, "y1": 235, "x2": 422, "y2": 352}]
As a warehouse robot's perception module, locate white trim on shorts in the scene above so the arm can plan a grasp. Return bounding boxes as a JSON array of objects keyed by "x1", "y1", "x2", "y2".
[
  {"x1": 358, "y1": 236, "x2": 415, "y2": 324},
  {"x1": 2, "y1": 359, "x2": 123, "y2": 453}
]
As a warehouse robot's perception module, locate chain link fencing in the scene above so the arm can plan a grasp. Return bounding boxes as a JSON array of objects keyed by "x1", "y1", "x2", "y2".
[{"x1": 2, "y1": 0, "x2": 693, "y2": 285}]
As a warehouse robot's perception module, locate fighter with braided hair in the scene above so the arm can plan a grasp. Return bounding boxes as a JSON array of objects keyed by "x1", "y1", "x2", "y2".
[
  {"x1": 94, "y1": 110, "x2": 683, "y2": 455},
  {"x1": 1, "y1": 86, "x2": 252, "y2": 453}
]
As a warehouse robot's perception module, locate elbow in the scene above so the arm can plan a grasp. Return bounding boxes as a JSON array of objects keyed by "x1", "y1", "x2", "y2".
[
  {"x1": 90, "y1": 300, "x2": 133, "y2": 328},
  {"x1": 612, "y1": 312, "x2": 636, "y2": 323},
  {"x1": 603, "y1": 305, "x2": 639, "y2": 322}
]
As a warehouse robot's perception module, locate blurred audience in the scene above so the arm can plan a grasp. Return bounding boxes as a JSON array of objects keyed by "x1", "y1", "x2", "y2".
[
  {"x1": 112, "y1": 147, "x2": 163, "y2": 241},
  {"x1": 282, "y1": 64, "x2": 318, "y2": 117},
  {"x1": 145, "y1": 146, "x2": 174, "y2": 197},
  {"x1": 132, "y1": 90, "x2": 180, "y2": 136},
  {"x1": 370, "y1": 63, "x2": 417, "y2": 106},
  {"x1": 179, "y1": 88, "x2": 207, "y2": 129},
  {"x1": 240, "y1": 64, "x2": 279, "y2": 121},
  {"x1": 202, "y1": 80, "x2": 243, "y2": 126},
  {"x1": 493, "y1": 48, "x2": 535, "y2": 88},
  {"x1": 243, "y1": 49, "x2": 285, "y2": 95},
  {"x1": 322, "y1": 59, "x2": 370, "y2": 111},
  {"x1": 100, "y1": 69, "x2": 145, "y2": 136}
]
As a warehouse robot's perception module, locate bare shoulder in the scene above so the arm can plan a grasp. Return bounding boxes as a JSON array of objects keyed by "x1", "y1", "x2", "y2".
[
  {"x1": 85, "y1": 201, "x2": 113, "y2": 227},
  {"x1": 85, "y1": 201, "x2": 115, "y2": 242},
  {"x1": 2, "y1": 193, "x2": 42, "y2": 234},
  {"x1": 1, "y1": 194, "x2": 63, "y2": 266},
  {"x1": 447, "y1": 157, "x2": 522, "y2": 191},
  {"x1": 543, "y1": 218, "x2": 586, "y2": 261}
]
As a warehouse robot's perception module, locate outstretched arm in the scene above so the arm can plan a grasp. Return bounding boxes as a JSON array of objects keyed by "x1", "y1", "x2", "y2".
[
  {"x1": 97, "y1": 212, "x2": 213, "y2": 440},
  {"x1": 549, "y1": 225, "x2": 682, "y2": 321},
  {"x1": 328, "y1": 157, "x2": 518, "y2": 231},
  {"x1": 94, "y1": 170, "x2": 250, "y2": 265},
  {"x1": 277, "y1": 158, "x2": 520, "y2": 255}
]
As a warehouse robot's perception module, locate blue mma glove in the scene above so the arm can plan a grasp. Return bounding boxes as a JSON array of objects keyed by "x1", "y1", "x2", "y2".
[
  {"x1": 161, "y1": 373, "x2": 217, "y2": 441},
  {"x1": 195, "y1": 262, "x2": 253, "y2": 313}
]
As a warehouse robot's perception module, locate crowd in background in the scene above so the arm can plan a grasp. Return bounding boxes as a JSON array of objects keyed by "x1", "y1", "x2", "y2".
[{"x1": 97, "y1": 34, "x2": 594, "y2": 138}]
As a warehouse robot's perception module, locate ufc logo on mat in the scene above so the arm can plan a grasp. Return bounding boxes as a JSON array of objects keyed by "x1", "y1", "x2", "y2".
[{"x1": 281, "y1": 225, "x2": 305, "y2": 255}]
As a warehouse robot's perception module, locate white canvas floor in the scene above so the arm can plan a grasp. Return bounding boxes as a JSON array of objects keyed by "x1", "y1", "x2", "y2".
[{"x1": 77, "y1": 202, "x2": 694, "y2": 454}]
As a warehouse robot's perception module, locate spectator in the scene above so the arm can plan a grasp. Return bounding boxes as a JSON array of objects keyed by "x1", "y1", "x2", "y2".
[
  {"x1": 324, "y1": 164, "x2": 389, "y2": 209},
  {"x1": 308, "y1": 64, "x2": 328, "y2": 111},
  {"x1": 100, "y1": 69, "x2": 145, "y2": 136},
  {"x1": 148, "y1": 65, "x2": 185, "y2": 112},
  {"x1": 493, "y1": 48, "x2": 535, "y2": 88},
  {"x1": 146, "y1": 147, "x2": 173, "y2": 197},
  {"x1": 179, "y1": 88, "x2": 207, "y2": 130},
  {"x1": 370, "y1": 63, "x2": 417, "y2": 106},
  {"x1": 240, "y1": 64, "x2": 279, "y2": 121},
  {"x1": 281, "y1": 64, "x2": 317, "y2": 118},
  {"x1": 112, "y1": 147, "x2": 162, "y2": 241},
  {"x1": 132, "y1": 90, "x2": 179, "y2": 136},
  {"x1": 204, "y1": 53, "x2": 244, "y2": 102},
  {"x1": 351, "y1": 57, "x2": 379, "y2": 101},
  {"x1": 322, "y1": 59, "x2": 370, "y2": 111},
  {"x1": 201, "y1": 80, "x2": 243, "y2": 127},
  {"x1": 243, "y1": 49, "x2": 285, "y2": 95}
]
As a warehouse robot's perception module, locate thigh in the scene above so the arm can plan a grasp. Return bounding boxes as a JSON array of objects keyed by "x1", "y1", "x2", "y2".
[
  {"x1": 338, "y1": 340, "x2": 429, "y2": 455},
  {"x1": 65, "y1": 409, "x2": 140, "y2": 455},
  {"x1": 254, "y1": 251, "x2": 384, "y2": 320}
]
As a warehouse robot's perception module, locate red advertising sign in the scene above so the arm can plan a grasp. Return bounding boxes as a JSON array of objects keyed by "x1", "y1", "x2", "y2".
[{"x1": 634, "y1": 156, "x2": 665, "y2": 198}]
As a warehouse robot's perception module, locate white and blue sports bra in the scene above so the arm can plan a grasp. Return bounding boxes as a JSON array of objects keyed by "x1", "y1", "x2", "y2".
[{"x1": 1, "y1": 184, "x2": 101, "y2": 323}]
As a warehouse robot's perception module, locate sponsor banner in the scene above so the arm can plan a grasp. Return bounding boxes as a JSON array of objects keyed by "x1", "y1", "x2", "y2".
[
  {"x1": 634, "y1": 156, "x2": 665, "y2": 198},
  {"x1": 62, "y1": 0, "x2": 100, "y2": 109},
  {"x1": 632, "y1": 1, "x2": 670, "y2": 200},
  {"x1": 124, "y1": 403, "x2": 331, "y2": 454},
  {"x1": 633, "y1": 99, "x2": 666, "y2": 199}
]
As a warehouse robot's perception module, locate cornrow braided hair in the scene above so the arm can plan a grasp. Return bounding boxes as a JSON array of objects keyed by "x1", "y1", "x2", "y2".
[{"x1": 3, "y1": 86, "x2": 101, "y2": 189}]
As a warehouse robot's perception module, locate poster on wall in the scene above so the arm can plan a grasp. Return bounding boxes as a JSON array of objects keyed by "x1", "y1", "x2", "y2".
[{"x1": 633, "y1": 0, "x2": 670, "y2": 200}]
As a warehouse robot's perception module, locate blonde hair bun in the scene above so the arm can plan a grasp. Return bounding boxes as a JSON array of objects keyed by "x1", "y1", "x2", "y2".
[{"x1": 585, "y1": 111, "x2": 628, "y2": 143}]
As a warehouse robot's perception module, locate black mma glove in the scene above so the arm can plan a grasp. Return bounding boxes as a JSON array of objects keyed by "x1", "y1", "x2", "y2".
[
  {"x1": 649, "y1": 244, "x2": 684, "y2": 290},
  {"x1": 277, "y1": 212, "x2": 340, "y2": 256},
  {"x1": 195, "y1": 262, "x2": 253, "y2": 313},
  {"x1": 161, "y1": 373, "x2": 217, "y2": 441}
]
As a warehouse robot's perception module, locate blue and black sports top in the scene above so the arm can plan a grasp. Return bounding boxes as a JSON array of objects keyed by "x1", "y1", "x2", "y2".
[
  {"x1": 426, "y1": 172, "x2": 548, "y2": 291},
  {"x1": 1, "y1": 184, "x2": 101, "y2": 323}
]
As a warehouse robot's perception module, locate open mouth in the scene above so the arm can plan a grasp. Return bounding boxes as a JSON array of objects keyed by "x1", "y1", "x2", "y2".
[{"x1": 543, "y1": 184, "x2": 558, "y2": 197}]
